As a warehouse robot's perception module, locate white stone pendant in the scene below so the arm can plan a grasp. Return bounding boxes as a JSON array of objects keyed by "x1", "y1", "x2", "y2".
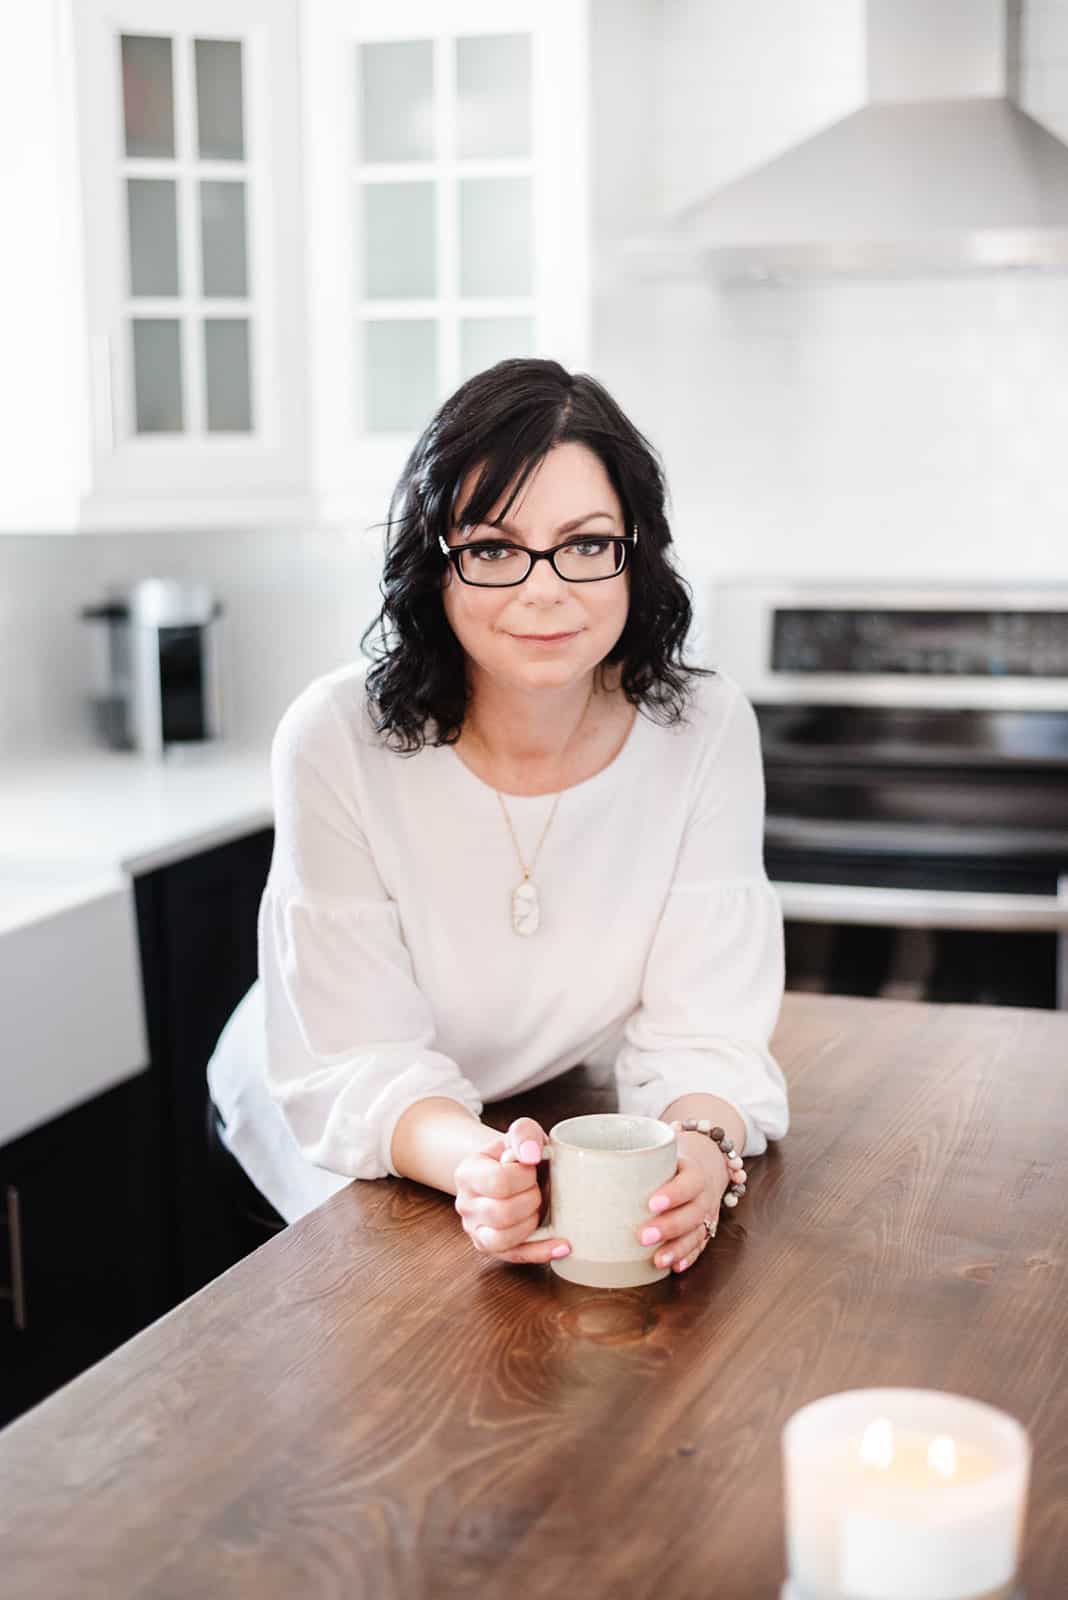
[{"x1": 511, "y1": 878, "x2": 540, "y2": 936}]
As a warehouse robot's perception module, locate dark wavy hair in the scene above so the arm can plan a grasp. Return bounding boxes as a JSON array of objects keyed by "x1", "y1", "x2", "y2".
[{"x1": 360, "y1": 358, "x2": 711, "y2": 751}]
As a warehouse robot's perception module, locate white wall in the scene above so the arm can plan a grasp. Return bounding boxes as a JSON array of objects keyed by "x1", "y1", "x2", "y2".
[
  {"x1": 658, "y1": 0, "x2": 866, "y2": 214},
  {"x1": 0, "y1": 2, "x2": 87, "y2": 531},
  {"x1": 1020, "y1": 0, "x2": 1068, "y2": 141}
]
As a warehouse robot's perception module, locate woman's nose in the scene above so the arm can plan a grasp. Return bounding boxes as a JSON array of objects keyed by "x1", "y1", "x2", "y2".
[{"x1": 523, "y1": 554, "x2": 568, "y2": 600}]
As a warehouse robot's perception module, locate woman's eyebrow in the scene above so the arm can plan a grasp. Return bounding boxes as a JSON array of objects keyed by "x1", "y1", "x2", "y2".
[{"x1": 454, "y1": 511, "x2": 617, "y2": 542}]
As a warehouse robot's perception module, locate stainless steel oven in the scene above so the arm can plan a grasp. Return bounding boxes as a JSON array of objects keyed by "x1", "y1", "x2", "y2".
[{"x1": 708, "y1": 583, "x2": 1068, "y2": 1010}]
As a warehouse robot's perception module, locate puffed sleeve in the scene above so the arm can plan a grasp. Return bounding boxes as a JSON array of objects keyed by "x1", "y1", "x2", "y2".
[
  {"x1": 613, "y1": 682, "x2": 789, "y2": 1155},
  {"x1": 259, "y1": 684, "x2": 483, "y2": 1181}
]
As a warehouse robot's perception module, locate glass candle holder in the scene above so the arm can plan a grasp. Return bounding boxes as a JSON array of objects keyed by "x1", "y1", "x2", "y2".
[{"x1": 781, "y1": 1389, "x2": 1030, "y2": 1600}]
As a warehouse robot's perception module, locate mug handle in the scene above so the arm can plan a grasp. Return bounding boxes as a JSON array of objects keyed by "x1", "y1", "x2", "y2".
[{"x1": 500, "y1": 1144, "x2": 553, "y2": 1242}]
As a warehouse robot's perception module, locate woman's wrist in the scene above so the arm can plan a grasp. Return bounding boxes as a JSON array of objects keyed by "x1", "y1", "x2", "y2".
[
  {"x1": 676, "y1": 1127, "x2": 731, "y2": 1190},
  {"x1": 390, "y1": 1097, "x2": 499, "y2": 1195},
  {"x1": 660, "y1": 1092, "x2": 747, "y2": 1158}
]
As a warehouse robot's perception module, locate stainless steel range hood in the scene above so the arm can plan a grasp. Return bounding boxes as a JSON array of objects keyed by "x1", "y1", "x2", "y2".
[{"x1": 626, "y1": 0, "x2": 1068, "y2": 283}]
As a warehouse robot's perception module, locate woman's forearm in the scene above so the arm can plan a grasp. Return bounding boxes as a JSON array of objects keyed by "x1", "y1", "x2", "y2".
[
  {"x1": 660, "y1": 1092, "x2": 747, "y2": 1156},
  {"x1": 390, "y1": 1097, "x2": 500, "y2": 1195}
]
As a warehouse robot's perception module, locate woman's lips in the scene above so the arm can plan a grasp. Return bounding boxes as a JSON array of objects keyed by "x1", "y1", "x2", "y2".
[{"x1": 510, "y1": 630, "x2": 580, "y2": 644}]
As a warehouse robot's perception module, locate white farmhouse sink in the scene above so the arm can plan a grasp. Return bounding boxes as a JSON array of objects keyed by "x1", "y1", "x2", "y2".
[{"x1": 0, "y1": 859, "x2": 149, "y2": 1146}]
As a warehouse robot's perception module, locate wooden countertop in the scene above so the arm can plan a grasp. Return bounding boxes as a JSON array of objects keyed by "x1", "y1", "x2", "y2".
[{"x1": 2, "y1": 993, "x2": 1066, "y2": 1598}]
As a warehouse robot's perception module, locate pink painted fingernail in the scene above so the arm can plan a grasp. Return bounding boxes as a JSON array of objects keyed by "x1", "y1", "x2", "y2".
[
  {"x1": 649, "y1": 1194, "x2": 670, "y2": 1214},
  {"x1": 640, "y1": 1226, "x2": 662, "y2": 1246},
  {"x1": 657, "y1": 1251, "x2": 674, "y2": 1268},
  {"x1": 519, "y1": 1140, "x2": 542, "y2": 1163},
  {"x1": 550, "y1": 1244, "x2": 570, "y2": 1259},
  {"x1": 675, "y1": 1258, "x2": 688, "y2": 1272}
]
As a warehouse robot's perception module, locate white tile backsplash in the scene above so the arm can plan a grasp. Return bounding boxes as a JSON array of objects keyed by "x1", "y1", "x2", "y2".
[
  {"x1": 650, "y1": 273, "x2": 1068, "y2": 586},
  {"x1": 0, "y1": 526, "x2": 384, "y2": 757}
]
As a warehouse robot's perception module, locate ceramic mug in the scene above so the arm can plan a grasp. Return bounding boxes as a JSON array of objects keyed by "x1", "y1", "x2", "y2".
[{"x1": 505, "y1": 1113, "x2": 678, "y2": 1289}]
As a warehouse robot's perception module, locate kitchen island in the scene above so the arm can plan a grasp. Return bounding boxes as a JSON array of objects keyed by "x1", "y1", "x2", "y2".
[{"x1": 1, "y1": 992, "x2": 1066, "y2": 1598}]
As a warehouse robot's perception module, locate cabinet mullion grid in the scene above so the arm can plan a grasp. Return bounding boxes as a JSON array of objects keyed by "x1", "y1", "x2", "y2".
[
  {"x1": 435, "y1": 32, "x2": 459, "y2": 397},
  {"x1": 173, "y1": 29, "x2": 204, "y2": 436},
  {"x1": 450, "y1": 28, "x2": 537, "y2": 388},
  {"x1": 120, "y1": 27, "x2": 262, "y2": 442}
]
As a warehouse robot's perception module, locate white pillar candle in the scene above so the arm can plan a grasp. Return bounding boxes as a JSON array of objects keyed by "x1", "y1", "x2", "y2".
[{"x1": 781, "y1": 1390, "x2": 1030, "y2": 1600}]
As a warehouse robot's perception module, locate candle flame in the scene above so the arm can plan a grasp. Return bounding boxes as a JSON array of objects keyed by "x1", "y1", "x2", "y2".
[
  {"x1": 927, "y1": 1434, "x2": 958, "y2": 1479},
  {"x1": 859, "y1": 1417, "x2": 895, "y2": 1471}
]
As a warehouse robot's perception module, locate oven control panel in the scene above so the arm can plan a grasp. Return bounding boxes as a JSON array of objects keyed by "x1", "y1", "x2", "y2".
[{"x1": 772, "y1": 610, "x2": 1068, "y2": 678}]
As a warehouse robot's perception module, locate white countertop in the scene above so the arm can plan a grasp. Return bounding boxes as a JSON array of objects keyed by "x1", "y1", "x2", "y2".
[{"x1": 1, "y1": 741, "x2": 273, "y2": 880}]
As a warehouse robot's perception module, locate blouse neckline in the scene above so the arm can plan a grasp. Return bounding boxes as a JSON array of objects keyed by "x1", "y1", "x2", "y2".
[{"x1": 444, "y1": 701, "x2": 648, "y2": 804}]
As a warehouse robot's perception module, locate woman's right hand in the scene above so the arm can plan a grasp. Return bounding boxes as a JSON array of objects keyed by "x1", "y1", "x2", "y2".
[{"x1": 453, "y1": 1117, "x2": 571, "y2": 1266}]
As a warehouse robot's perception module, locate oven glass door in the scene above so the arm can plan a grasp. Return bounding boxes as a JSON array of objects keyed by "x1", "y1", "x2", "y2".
[
  {"x1": 783, "y1": 921, "x2": 1058, "y2": 1009},
  {"x1": 769, "y1": 849, "x2": 1066, "y2": 1010}
]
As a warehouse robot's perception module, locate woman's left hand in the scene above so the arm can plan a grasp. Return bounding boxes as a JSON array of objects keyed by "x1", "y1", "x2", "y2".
[{"x1": 637, "y1": 1132, "x2": 732, "y2": 1274}]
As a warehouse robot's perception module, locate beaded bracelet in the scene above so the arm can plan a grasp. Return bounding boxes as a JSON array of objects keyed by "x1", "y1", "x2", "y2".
[{"x1": 668, "y1": 1118, "x2": 747, "y2": 1245}]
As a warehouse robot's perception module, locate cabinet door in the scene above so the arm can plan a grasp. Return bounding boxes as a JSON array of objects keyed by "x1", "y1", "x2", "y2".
[
  {"x1": 303, "y1": 0, "x2": 590, "y2": 524},
  {"x1": 136, "y1": 828, "x2": 274, "y2": 1303},
  {"x1": 72, "y1": 0, "x2": 310, "y2": 530},
  {"x1": 0, "y1": 1076, "x2": 160, "y2": 1430}
]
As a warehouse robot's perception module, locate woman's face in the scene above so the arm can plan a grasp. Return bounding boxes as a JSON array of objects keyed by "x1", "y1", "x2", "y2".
[{"x1": 441, "y1": 441, "x2": 630, "y2": 695}]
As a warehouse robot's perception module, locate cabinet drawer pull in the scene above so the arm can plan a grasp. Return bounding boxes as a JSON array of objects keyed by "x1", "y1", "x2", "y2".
[{"x1": 1, "y1": 1185, "x2": 27, "y2": 1331}]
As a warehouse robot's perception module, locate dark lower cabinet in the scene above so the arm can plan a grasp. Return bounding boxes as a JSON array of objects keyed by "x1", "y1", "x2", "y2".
[
  {"x1": 0, "y1": 1074, "x2": 160, "y2": 1430},
  {"x1": 135, "y1": 827, "x2": 275, "y2": 1305},
  {"x1": 0, "y1": 826, "x2": 275, "y2": 1431}
]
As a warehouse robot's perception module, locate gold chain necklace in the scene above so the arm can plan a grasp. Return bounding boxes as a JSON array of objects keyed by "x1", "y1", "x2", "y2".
[{"x1": 487, "y1": 680, "x2": 596, "y2": 938}]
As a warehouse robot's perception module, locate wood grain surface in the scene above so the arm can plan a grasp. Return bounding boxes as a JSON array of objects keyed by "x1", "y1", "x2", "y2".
[{"x1": 1, "y1": 993, "x2": 1066, "y2": 1599}]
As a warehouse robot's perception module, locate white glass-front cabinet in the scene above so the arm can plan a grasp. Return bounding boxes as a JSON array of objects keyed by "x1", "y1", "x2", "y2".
[
  {"x1": 71, "y1": 0, "x2": 309, "y2": 530},
  {"x1": 302, "y1": 0, "x2": 590, "y2": 527}
]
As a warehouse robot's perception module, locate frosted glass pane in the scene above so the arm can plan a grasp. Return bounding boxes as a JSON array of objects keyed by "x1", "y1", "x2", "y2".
[
  {"x1": 121, "y1": 35, "x2": 175, "y2": 159},
  {"x1": 362, "y1": 182, "x2": 436, "y2": 299},
  {"x1": 459, "y1": 178, "x2": 532, "y2": 296},
  {"x1": 460, "y1": 316, "x2": 535, "y2": 380},
  {"x1": 200, "y1": 181, "x2": 248, "y2": 296},
  {"x1": 204, "y1": 319, "x2": 252, "y2": 431},
  {"x1": 359, "y1": 40, "x2": 434, "y2": 162},
  {"x1": 127, "y1": 179, "x2": 179, "y2": 297},
  {"x1": 363, "y1": 321, "x2": 437, "y2": 432},
  {"x1": 195, "y1": 39, "x2": 245, "y2": 160},
  {"x1": 456, "y1": 35, "x2": 532, "y2": 158},
  {"x1": 132, "y1": 319, "x2": 183, "y2": 433}
]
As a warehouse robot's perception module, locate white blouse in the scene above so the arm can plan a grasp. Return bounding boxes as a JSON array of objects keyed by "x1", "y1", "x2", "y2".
[{"x1": 207, "y1": 660, "x2": 789, "y2": 1223}]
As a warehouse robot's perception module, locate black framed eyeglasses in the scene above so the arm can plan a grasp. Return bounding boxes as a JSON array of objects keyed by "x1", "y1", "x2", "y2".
[{"x1": 437, "y1": 526, "x2": 638, "y2": 588}]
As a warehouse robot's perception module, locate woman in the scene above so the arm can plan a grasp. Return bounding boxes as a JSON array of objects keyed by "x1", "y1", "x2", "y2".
[{"x1": 207, "y1": 359, "x2": 788, "y2": 1276}]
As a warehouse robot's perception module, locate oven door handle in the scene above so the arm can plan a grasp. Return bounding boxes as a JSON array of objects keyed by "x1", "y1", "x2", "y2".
[{"x1": 773, "y1": 877, "x2": 1068, "y2": 931}]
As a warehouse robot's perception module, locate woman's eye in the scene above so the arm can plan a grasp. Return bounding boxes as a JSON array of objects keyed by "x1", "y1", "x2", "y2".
[
  {"x1": 572, "y1": 539, "x2": 611, "y2": 557},
  {"x1": 473, "y1": 544, "x2": 513, "y2": 562}
]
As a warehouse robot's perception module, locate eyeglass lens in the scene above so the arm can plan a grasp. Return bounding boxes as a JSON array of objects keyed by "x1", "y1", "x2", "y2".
[{"x1": 458, "y1": 538, "x2": 625, "y2": 586}]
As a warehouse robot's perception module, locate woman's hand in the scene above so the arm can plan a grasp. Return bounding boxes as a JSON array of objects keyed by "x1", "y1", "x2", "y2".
[
  {"x1": 452, "y1": 1117, "x2": 571, "y2": 1266},
  {"x1": 638, "y1": 1131, "x2": 731, "y2": 1274}
]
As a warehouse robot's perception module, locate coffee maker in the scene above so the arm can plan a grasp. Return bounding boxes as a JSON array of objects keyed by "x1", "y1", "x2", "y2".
[{"x1": 80, "y1": 579, "x2": 225, "y2": 757}]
